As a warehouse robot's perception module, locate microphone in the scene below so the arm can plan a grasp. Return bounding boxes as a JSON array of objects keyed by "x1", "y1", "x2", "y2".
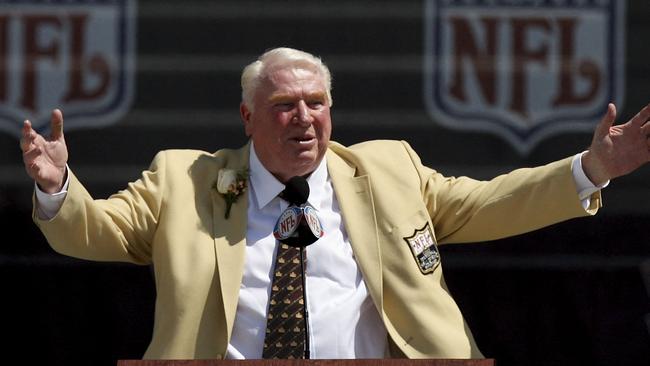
[
  {"x1": 273, "y1": 176, "x2": 324, "y2": 247},
  {"x1": 282, "y1": 176, "x2": 309, "y2": 205},
  {"x1": 272, "y1": 176, "x2": 324, "y2": 359}
]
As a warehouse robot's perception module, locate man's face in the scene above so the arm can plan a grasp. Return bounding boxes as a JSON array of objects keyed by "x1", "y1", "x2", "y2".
[{"x1": 241, "y1": 67, "x2": 332, "y2": 183}]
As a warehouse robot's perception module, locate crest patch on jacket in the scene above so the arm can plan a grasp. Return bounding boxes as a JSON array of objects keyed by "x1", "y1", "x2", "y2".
[{"x1": 404, "y1": 223, "x2": 440, "y2": 274}]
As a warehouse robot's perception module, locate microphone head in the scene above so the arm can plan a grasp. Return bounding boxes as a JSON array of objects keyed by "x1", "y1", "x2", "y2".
[{"x1": 282, "y1": 176, "x2": 309, "y2": 205}]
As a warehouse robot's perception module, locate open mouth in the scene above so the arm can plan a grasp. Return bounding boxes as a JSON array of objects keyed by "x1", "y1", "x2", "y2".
[{"x1": 291, "y1": 136, "x2": 316, "y2": 144}]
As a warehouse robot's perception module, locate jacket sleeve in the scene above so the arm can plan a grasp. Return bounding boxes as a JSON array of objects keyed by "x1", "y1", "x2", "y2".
[
  {"x1": 32, "y1": 151, "x2": 169, "y2": 264},
  {"x1": 400, "y1": 141, "x2": 601, "y2": 244}
]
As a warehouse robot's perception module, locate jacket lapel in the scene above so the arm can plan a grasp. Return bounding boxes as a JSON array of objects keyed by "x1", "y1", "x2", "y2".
[
  {"x1": 326, "y1": 149, "x2": 384, "y2": 314},
  {"x1": 209, "y1": 144, "x2": 385, "y2": 345},
  {"x1": 211, "y1": 144, "x2": 250, "y2": 344}
]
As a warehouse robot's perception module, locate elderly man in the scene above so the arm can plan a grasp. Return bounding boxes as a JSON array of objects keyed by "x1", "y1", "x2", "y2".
[{"x1": 21, "y1": 47, "x2": 650, "y2": 360}]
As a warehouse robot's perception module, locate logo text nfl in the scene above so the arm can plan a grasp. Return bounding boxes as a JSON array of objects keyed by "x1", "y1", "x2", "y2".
[
  {"x1": 424, "y1": 0, "x2": 625, "y2": 154},
  {"x1": 0, "y1": 0, "x2": 136, "y2": 138}
]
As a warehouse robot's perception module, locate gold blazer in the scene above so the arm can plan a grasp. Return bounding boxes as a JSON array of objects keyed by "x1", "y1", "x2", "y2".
[{"x1": 34, "y1": 140, "x2": 600, "y2": 359}]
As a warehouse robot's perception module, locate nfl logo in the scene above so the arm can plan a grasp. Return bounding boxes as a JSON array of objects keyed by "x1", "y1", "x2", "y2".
[
  {"x1": 404, "y1": 223, "x2": 440, "y2": 274},
  {"x1": 424, "y1": 0, "x2": 625, "y2": 154},
  {"x1": 0, "y1": 0, "x2": 136, "y2": 138}
]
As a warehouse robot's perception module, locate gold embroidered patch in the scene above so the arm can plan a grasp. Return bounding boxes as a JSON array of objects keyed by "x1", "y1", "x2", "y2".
[{"x1": 403, "y1": 222, "x2": 440, "y2": 274}]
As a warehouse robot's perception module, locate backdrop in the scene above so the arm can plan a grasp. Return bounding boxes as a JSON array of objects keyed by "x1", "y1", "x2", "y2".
[{"x1": 0, "y1": 1, "x2": 648, "y2": 365}]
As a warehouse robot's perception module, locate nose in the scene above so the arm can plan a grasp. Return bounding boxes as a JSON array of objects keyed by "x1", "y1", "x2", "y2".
[{"x1": 293, "y1": 100, "x2": 314, "y2": 126}]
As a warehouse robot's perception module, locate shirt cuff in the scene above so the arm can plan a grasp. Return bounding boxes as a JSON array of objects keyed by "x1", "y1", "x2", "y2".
[
  {"x1": 35, "y1": 165, "x2": 70, "y2": 220},
  {"x1": 571, "y1": 152, "x2": 609, "y2": 209}
]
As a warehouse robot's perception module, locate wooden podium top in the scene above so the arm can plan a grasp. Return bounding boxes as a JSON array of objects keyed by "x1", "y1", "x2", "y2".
[{"x1": 118, "y1": 359, "x2": 495, "y2": 366}]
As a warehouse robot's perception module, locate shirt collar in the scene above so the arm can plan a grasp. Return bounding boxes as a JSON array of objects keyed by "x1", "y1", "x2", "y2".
[{"x1": 249, "y1": 142, "x2": 328, "y2": 210}]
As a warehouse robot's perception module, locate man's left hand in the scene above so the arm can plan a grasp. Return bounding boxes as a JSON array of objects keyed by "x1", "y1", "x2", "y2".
[{"x1": 582, "y1": 102, "x2": 650, "y2": 186}]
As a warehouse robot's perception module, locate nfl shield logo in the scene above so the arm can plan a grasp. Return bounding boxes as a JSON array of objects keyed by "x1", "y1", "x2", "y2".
[
  {"x1": 0, "y1": 0, "x2": 136, "y2": 138},
  {"x1": 404, "y1": 223, "x2": 440, "y2": 274},
  {"x1": 424, "y1": 0, "x2": 625, "y2": 154}
]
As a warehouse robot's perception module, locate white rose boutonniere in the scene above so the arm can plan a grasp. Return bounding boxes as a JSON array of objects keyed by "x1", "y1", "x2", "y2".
[{"x1": 214, "y1": 168, "x2": 249, "y2": 219}]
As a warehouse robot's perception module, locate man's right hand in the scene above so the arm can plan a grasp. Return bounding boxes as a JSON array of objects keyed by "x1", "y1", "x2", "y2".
[{"x1": 21, "y1": 109, "x2": 69, "y2": 194}]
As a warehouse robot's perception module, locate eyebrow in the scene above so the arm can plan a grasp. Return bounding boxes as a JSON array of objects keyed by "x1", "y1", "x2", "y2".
[{"x1": 268, "y1": 91, "x2": 326, "y2": 104}]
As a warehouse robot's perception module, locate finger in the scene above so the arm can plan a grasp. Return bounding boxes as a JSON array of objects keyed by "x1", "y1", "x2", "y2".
[
  {"x1": 50, "y1": 109, "x2": 64, "y2": 140},
  {"x1": 22, "y1": 145, "x2": 42, "y2": 166},
  {"x1": 22, "y1": 146, "x2": 44, "y2": 180},
  {"x1": 629, "y1": 102, "x2": 650, "y2": 127},
  {"x1": 22, "y1": 120, "x2": 32, "y2": 136},
  {"x1": 20, "y1": 120, "x2": 36, "y2": 152},
  {"x1": 641, "y1": 121, "x2": 650, "y2": 136},
  {"x1": 594, "y1": 103, "x2": 616, "y2": 139}
]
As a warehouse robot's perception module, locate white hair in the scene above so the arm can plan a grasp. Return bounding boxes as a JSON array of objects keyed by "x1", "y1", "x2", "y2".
[{"x1": 241, "y1": 47, "x2": 333, "y2": 111}]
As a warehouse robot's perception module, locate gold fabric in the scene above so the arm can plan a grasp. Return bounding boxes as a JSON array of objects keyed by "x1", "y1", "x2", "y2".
[{"x1": 33, "y1": 140, "x2": 600, "y2": 359}]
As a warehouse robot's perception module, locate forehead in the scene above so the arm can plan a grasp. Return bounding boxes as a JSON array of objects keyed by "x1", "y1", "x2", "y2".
[{"x1": 260, "y1": 67, "x2": 327, "y2": 97}]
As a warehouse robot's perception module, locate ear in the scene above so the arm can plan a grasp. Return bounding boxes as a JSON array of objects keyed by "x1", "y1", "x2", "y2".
[{"x1": 240, "y1": 102, "x2": 253, "y2": 137}]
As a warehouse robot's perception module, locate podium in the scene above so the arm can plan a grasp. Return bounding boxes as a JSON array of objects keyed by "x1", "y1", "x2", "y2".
[{"x1": 118, "y1": 360, "x2": 495, "y2": 366}]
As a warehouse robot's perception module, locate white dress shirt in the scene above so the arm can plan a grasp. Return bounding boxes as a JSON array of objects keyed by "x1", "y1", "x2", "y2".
[
  {"x1": 35, "y1": 148, "x2": 605, "y2": 359},
  {"x1": 227, "y1": 143, "x2": 388, "y2": 358}
]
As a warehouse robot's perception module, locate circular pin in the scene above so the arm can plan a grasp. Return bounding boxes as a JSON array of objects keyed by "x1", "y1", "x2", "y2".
[
  {"x1": 273, "y1": 206, "x2": 301, "y2": 240},
  {"x1": 303, "y1": 206, "x2": 323, "y2": 238}
]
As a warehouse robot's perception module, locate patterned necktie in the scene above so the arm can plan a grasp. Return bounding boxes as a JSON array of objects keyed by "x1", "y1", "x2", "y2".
[{"x1": 262, "y1": 242, "x2": 307, "y2": 359}]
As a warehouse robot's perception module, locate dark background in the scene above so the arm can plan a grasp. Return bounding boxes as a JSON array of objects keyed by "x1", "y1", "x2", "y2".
[{"x1": 0, "y1": 1, "x2": 649, "y2": 365}]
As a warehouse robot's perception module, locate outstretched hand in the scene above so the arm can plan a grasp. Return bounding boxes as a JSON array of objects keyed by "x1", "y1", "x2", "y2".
[
  {"x1": 582, "y1": 103, "x2": 650, "y2": 186},
  {"x1": 21, "y1": 109, "x2": 69, "y2": 194}
]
